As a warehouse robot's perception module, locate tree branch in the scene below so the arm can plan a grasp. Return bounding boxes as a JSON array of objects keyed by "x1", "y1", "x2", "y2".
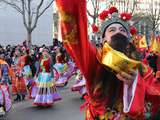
[
  {"x1": 21, "y1": 0, "x2": 28, "y2": 30},
  {"x1": 31, "y1": 0, "x2": 44, "y2": 32},
  {"x1": 87, "y1": 9, "x2": 94, "y2": 18},
  {"x1": 27, "y1": 0, "x2": 32, "y2": 31},
  {"x1": 38, "y1": 1, "x2": 53, "y2": 18},
  {"x1": 90, "y1": 0, "x2": 95, "y2": 9},
  {"x1": 2, "y1": 0, "x2": 23, "y2": 14},
  {"x1": 31, "y1": 0, "x2": 53, "y2": 32},
  {"x1": 131, "y1": 0, "x2": 138, "y2": 14}
]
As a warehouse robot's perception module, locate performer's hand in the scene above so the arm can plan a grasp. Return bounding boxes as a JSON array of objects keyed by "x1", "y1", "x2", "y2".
[{"x1": 116, "y1": 69, "x2": 137, "y2": 85}]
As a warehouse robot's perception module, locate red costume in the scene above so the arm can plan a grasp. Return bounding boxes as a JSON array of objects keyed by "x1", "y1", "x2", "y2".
[
  {"x1": 12, "y1": 55, "x2": 27, "y2": 95},
  {"x1": 56, "y1": 0, "x2": 160, "y2": 119}
]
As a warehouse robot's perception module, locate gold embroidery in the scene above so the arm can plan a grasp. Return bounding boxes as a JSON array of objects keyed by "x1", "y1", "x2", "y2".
[
  {"x1": 143, "y1": 65, "x2": 148, "y2": 74},
  {"x1": 142, "y1": 65, "x2": 154, "y2": 81},
  {"x1": 59, "y1": 10, "x2": 75, "y2": 23},
  {"x1": 115, "y1": 99, "x2": 123, "y2": 112},
  {"x1": 57, "y1": 6, "x2": 78, "y2": 44},
  {"x1": 131, "y1": 111, "x2": 142, "y2": 119},
  {"x1": 98, "y1": 99, "x2": 126, "y2": 120},
  {"x1": 86, "y1": 109, "x2": 91, "y2": 119},
  {"x1": 63, "y1": 24, "x2": 78, "y2": 44}
]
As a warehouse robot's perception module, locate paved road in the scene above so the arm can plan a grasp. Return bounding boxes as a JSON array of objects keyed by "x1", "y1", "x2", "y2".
[{"x1": 7, "y1": 83, "x2": 85, "y2": 120}]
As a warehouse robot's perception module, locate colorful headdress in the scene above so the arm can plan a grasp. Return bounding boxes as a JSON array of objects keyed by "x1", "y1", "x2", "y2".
[{"x1": 92, "y1": 7, "x2": 137, "y2": 37}]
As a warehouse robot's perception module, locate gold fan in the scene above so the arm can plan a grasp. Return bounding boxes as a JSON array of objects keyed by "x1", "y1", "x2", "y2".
[{"x1": 101, "y1": 42, "x2": 141, "y2": 73}]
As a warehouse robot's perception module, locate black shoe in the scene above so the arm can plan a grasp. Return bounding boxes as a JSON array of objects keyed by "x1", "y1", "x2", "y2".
[
  {"x1": 21, "y1": 94, "x2": 25, "y2": 100},
  {"x1": 14, "y1": 94, "x2": 21, "y2": 101},
  {"x1": 80, "y1": 93, "x2": 87, "y2": 100},
  {"x1": 64, "y1": 81, "x2": 68, "y2": 86}
]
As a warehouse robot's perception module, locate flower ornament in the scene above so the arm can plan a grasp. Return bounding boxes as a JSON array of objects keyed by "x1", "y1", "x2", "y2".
[
  {"x1": 98, "y1": 7, "x2": 131, "y2": 22},
  {"x1": 99, "y1": 10, "x2": 109, "y2": 21},
  {"x1": 92, "y1": 24, "x2": 99, "y2": 33},
  {"x1": 120, "y1": 13, "x2": 132, "y2": 21},
  {"x1": 108, "y1": 7, "x2": 118, "y2": 14},
  {"x1": 130, "y1": 26, "x2": 137, "y2": 36}
]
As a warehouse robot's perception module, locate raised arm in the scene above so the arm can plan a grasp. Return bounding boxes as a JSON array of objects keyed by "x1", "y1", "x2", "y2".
[{"x1": 56, "y1": 0, "x2": 97, "y2": 79}]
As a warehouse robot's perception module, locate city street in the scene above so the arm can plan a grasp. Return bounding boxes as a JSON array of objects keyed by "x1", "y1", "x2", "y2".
[
  {"x1": 1, "y1": 0, "x2": 160, "y2": 120},
  {"x1": 7, "y1": 82, "x2": 85, "y2": 120}
]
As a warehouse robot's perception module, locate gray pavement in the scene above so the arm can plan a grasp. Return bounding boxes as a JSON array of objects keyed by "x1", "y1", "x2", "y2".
[{"x1": 7, "y1": 84, "x2": 85, "y2": 120}]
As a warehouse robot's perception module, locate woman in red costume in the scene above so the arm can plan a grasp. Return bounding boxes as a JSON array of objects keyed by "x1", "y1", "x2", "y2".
[
  {"x1": 12, "y1": 48, "x2": 27, "y2": 101},
  {"x1": 56, "y1": 0, "x2": 160, "y2": 119}
]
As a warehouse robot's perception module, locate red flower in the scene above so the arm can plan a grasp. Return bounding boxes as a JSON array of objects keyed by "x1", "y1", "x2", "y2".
[
  {"x1": 99, "y1": 10, "x2": 108, "y2": 20},
  {"x1": 130, "y1": 26, "x2": 137, "y2": 35},
  {"x1": 108, "y1": 7, "x2": 118, "y2": 14},
  {"x1": 92, "y1": 24, "x2": 98, "y2": 33},
  {"x1": 120, "y1": 13, "x2": 132, "y2": 21}
]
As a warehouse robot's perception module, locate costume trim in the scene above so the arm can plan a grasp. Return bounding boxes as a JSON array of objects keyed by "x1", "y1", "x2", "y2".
[{"x1": 123, "y1": 69, "x2": 138, "y2": 113}]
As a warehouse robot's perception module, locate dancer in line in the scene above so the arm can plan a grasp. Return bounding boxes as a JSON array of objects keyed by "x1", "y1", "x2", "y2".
[{"x1": 33, "y1": 49, "x2": 61, "y2": 106}]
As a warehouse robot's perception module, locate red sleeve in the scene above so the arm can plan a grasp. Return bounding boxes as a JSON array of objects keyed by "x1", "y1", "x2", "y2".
[
  {"x1": 56, "y1": 0, "x2": 98, "y2": 88},
  {"x1": 43, "y1": 59, "x2": 51, "y2": 73},
  {"x1": 143, "y1": 67, "x2": 160, "y2": 98},
  {"x1": 123, "y1": 66, "x2": 160, "y2": 119},
  {"x1": 142, "y1": 66, "x2": 160, "y2": 116}
]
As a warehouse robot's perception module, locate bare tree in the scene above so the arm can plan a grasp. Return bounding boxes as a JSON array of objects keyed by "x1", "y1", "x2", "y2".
[
  {"x1": 1, "y1": 0, "x2": 54, "y2": 44},
  {"x1": 87, "y1": 0, "x2": 101, "y2": 25},
  {"x1": 111, "y1": 0, "x2": 139, "y2": 14},
  {"x1": 147, "y1": 0, "x2": 160, "y2": 32}
]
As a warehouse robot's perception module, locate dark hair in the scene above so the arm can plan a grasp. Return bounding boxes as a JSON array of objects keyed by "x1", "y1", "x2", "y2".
[
  {"x1": 89, "y1": 64, "x2": 122, "y2": 109},
  {"x1": 102, "y1": 22, "x2": 128, "y2": 38},
  {"x1": 102, "y1": 27, "x2": 107, "y2": 38}
]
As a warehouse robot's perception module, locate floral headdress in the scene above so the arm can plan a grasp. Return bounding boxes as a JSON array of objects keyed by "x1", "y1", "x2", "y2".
[{"x1": 92, "y1": 7, "x2": 137, "y2": 37}]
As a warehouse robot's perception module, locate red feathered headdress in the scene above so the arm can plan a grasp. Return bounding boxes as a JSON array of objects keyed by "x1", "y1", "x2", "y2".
[
  {"x1": 108, "y1": 7, "x2": 118, "y2": 14},
  {"x1": 99, "y1": 10, "x2": 109, "y2": 21},
  {"x1": 120, "y1": 13, "x2": 132, "y2": 21}
]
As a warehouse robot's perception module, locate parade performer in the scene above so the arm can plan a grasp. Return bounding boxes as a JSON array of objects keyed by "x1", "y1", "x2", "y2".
[
  {"x1": 67, "y1": 60, "x2": 77, "y2": 76},
  {"x1": 55, "y1": 47, "x2": 65, "y2": 64},
  {"x1": 11, "y1": 49, "x2": 21, "y2": 101},
  {"x1": 71, "y1": 70, "x2": 86, "y2": 99},
  {"x1": 0, "y1": 54, "x2": 12, "y2": 115},
  {"x1": 22, "y1": 55, "x2": 34, "y2": 99},
  {"x1": 33, "y1": 49, "x2": 61, "y2": 106},
  {"x1": 54, "y1": 51, "x2": 74, "y2": 87},
  {"x1": 56, "y1": 0, "x2": 160, "y2": 119},
  {"x1": 12, "y1": 48, "x2": 27, "y2": 101},
  {"x1": 53, "y1": 60, "x2": 67, "y2": 87},
  {"x1": 54, "y1": 61, "x2": 76, "y2": 87},
  {"x1": 53, "y1": 46, "x2": 65, "y2": 85}
]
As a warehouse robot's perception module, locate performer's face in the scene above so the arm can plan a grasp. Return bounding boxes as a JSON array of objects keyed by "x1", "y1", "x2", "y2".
[
  {"x1": 103, "y1": 23, "x2": 128, "y2": 44},
  {"x1": 42, "y1": 52, "x2": 47, "y2": 58},
  {"x1": 102, "y1": 23, "x2": 130, "y2": 54},
  {"x1": 15, "y1": 49, "x2": 20, "y2": 57}
]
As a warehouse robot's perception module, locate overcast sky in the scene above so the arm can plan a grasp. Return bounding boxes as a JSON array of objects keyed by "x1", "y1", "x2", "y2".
[{"x1": 0, "y1": 3, "x2": 53, "y2": 46}]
